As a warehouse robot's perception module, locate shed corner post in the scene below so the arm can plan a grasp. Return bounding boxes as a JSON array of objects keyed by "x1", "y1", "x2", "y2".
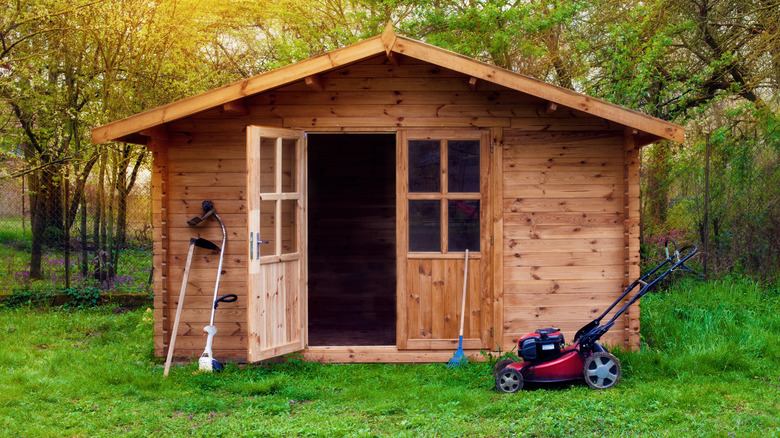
[
  {"x1": 623, "y1": 128, "x2": 641, "y2": 351},
  {"x1": 148, "y1": 133, "x2": 171, "y2": 358},
  {"x1": 489, "y1": 127, "x2": 505, "y2": 353}
]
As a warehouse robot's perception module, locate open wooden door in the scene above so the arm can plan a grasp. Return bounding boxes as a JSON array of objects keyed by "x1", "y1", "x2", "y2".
[{"x1": 246, "y1": 126, "x2": 306, "y2": 362}]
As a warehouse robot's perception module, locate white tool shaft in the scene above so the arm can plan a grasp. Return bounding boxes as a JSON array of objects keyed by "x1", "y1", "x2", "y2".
[{"x1": 208, "y1": 212, "x2": 227, "y2": 327}]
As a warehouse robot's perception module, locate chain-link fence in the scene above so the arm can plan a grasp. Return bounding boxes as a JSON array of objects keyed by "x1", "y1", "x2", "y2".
[
  {"x1": 641, "y1": 133, "x2": 780, "y2": 282},
  {"x1": 0, "y1": 166, "x2": 153, "y2": 296}
]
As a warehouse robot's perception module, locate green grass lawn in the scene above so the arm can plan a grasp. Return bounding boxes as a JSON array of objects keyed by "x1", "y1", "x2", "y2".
[{"x1": 1, "y1": 277, "x2": 778, "y2": 437}]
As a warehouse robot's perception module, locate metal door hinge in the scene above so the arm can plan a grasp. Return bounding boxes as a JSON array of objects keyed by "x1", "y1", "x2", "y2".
[
  {"x1": 490, "y1": 235, "x2": 494, "y2": 245},
  {"x1": 490, "y1": 326, "x2": 494, "y2": 338}
]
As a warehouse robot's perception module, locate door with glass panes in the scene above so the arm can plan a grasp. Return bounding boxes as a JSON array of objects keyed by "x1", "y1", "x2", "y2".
[
  {"x1": 397, "y1": 130, "x2": 491, "y2": 350},
  {"x1": 246, "y1": 126, "x2": 305, "y2": 362}
]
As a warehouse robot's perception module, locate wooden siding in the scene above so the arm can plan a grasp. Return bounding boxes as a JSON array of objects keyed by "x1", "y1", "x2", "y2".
[
  {"x1": 154, "y1": 134, "x2": 249, "y2": 359},
  {"x1": 500, "y1": 130, "x2": 629, "y2": 349}
]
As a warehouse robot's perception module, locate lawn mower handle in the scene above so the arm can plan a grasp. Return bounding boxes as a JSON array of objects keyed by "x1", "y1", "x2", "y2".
[{"x1": 575, "y1": 243, "x2": 698, "y2": 348}]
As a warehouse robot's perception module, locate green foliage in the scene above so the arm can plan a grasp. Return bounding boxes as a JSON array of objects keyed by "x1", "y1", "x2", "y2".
[
  {"x1": 61, "y1": 287, "x2": 101, "y2": 309},
  {"x1": 636, "y1": 275, "x2": 780, "y2": 377},
  {"x1": 2, "y1": 288, "x2": 55, "y2": 309},
  {"x1": 0, "y1": 242, "x2": 151, "y2": 295}
]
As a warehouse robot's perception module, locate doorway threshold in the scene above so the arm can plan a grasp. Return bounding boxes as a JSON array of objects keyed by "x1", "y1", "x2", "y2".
[{"x1": 303, "y1": 346, "x2": 485, "y2": 363}]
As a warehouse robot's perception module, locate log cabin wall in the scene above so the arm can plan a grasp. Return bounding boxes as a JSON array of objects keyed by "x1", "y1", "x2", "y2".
[
  {"x1": 500, "y1": 130, "x2": 631, "y2": 350},
  {"x1": 152, "y1": 54, "x2": 637, "y2": 360},
  {"x1": 152, "y1": 131, "x2": 251, "y2": 360}
]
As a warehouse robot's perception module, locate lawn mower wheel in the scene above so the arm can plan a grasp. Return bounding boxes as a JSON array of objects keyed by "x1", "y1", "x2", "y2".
[
  {"x1": 495, "y1": 367, "x2": 524, "y2": 393},
  {"x1": 583, "y1": 352, "x2": 621, "y2": 390}
]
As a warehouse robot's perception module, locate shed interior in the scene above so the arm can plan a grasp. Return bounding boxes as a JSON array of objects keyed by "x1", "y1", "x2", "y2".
[{"x1": 307, "y1": 133, "x2": 397, "y2": 346}]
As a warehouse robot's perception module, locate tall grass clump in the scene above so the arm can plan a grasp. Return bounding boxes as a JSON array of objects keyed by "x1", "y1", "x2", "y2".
[{"x1": 632, "y1": 275, "x2": 780, "y2": 379}]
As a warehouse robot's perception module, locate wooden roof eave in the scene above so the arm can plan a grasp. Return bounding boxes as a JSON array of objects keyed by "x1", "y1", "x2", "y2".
[
  {"x1": 91, "y1": 35, "x2": 389, "y2": 145},
  {"x1": 386, "y1": 35, "x2": 684, "y2": 144},
  {"x1": 91, "y1": 25, "x2": 684, "y2": 146}
]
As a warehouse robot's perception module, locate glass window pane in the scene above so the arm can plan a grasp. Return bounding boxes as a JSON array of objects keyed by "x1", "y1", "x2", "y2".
[
  {"x1": 281, "y1": 138, "x2": 296, "y2": 193},
  {"x1": 409, "y1": 200, "x2": 441, "y2": 252},
  {"x1": 448, "y1": 140, "x2": 480, "y2": 193},
  {"x1": 280, "y1": 200, "x2": 297, "y2": 255},
  {"x1": 448, "y1": 200, "x2": 479, "y2": 252},
  {"x1": 260, "y1": 137, "x2": 277, "y2": 193},
  {"x1": 259, "y1": 200, "x2": 276, "y2": 256},
  {"x1": 409, "y1": 140, "x2": 440, "y2": 193}
]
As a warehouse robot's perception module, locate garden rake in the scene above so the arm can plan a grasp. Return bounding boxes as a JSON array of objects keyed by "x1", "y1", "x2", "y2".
[{"x1": 447, "y1": 249, "x2": 469, "y2": 368}]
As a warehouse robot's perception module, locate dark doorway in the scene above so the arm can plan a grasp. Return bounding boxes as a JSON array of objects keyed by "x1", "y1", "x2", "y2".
[{"x1": 307, "y1": 134, "x2": 396, "y2": 346}]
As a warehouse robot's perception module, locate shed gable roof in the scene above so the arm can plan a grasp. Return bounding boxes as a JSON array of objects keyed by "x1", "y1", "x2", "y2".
[{"x1": 91, "y1": 24, "x2": 684, "y2": 145}]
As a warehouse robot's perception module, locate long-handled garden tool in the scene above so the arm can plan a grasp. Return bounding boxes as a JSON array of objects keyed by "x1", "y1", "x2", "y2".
[
  {"x1": 164, "y1": 237, "x2": 220, "y2": 377},
  {"x1": 187, "y1": 201, "x2": 237, "y2": 372},
  {"x1": 447, "y1": 249, "x2": 469, "y2": 368}
]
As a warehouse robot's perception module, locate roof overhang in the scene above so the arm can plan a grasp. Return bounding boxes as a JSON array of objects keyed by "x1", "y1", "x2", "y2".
[{"x1": 92, "y1": 24, "x2": 684, "y2": 146}]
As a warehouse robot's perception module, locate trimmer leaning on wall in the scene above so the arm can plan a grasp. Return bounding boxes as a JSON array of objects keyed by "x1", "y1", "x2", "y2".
[{"x1": 187, "y1": 201, "x2": 238, "y2": 372}]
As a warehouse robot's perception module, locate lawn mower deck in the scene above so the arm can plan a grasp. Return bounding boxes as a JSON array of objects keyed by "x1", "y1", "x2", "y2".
[{"x1": 495, "y1": 241, "x2": 697, "y2": 393}]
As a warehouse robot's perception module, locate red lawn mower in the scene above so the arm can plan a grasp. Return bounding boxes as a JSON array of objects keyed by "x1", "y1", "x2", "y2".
[{"x1": 494, "y1": 241, "x2": 698, "y2": 392}]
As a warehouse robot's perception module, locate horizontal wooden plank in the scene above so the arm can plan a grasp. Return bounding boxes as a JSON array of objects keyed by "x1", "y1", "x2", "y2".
[
  {"x1": 167, "y1": 117, "x2": 279, "y2": 133},
  {"x1": 282, "y1": 76, "x2": 511, "y2": 92},
  {"x1": 168, "y1": 321, "x2": 246, "y2": 337},
  {"x1": 284, "y1": 116, "x2": 511, "y2": 129},
  {"x1": 504, "y1": 129, "x2": 623, "y2": 142},
  {"x1": 504, "y1": 237, "x2": 631, "y2": 254},
  {"x1": 167, "y1": 199, "x2": 247, "y2": 215},
  {"x1": 164, "y1": 280, "x2": 246, "y2": 297},
  {"x1": 167, "y1": 307, "x2": 246, "y2": 324},
  {"x1": 166, "y1": 213, "x2": 247, "y2": 228},
  {"x1": 168, "y1": 172, "x2": 246, "y2": 187},
  {"x1": 504, "y1": 156, "x2": 622, "y2": 171},
  {"x1": 326, "y1": 63, "x2": 465, "y2": 78},
  {"x1": 168, "y1": 159, "x2": 245, "y2": 174},
  {"x1": 503, "y1": 265, "x2": 624, "y2": 281},
  {"x1": 168, "y1": 186, "x2": 246, "y2": 200},
  {"x1": 167, "y1": 267, "x2": 246, "y2": 283},
  {"x1": 250, "y1": 90, "x2": 540, "y2": 106},
  {"x1": 503, "y1": 248, "x2": 625, "y2": 267},
  {"x1": 503, "y1": 292, "x2": 627, "y2": 308},
  {"x1": 155, "y1": 335, "x2": 247, "y2": 351},
  {"x1": 503, "y1": 224, "x2": 624, "y2": 240},
  {"x1": 302, "y1": 346, "x2": 489, "y2": 363},
  {"x1": 503, "y1": 212, "x2": 622, "y2": 227},
  {"x1": 404, "y1": 338, "x2": 482, "y2": 350},
  {"x1": 503, "y1": 184, "x2": 619, "y2": 199},
  {"x1": 168, "y1": 253, "x2": 245, "y2": 270},
  {"x1": 503, "y1": 279, "x2": 626, "y2": 294},
  {"x1": 504, "y1": 142, "x2": 622, "y2": 160},
  {"x1": 503, "y1": 197, "x2": 622, "y2": 213},
  {"x1": 510, "y1": 117, "x2": 618, "y2": 131},
  {"x1": 168, "y1": 143, "x2": 246, "y2": 158},
  {"x1": 503, "y1": 169, "x2": 622, "y2": 185}
]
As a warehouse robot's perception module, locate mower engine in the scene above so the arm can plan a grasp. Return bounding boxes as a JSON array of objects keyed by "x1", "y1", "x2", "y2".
[{"x1": 518, "y1": 328, "x2": 564, "y2": 362}]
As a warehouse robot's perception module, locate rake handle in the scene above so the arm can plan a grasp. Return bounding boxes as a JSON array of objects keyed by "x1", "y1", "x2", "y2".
[
  {"x1": 459, "y1": 250, "x2": 469, "y2": 337},
  {"x1": 164, "y1": 239, "x2": 196, "y2": 377}
]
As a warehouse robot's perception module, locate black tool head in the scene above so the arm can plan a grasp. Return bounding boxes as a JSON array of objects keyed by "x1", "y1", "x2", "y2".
[
  {"x1": 193, "y1": 237, "x2": 220, "y2": 251},
  {"x1": 187, "y1": 201, "x2": 217, "y2": 226}
]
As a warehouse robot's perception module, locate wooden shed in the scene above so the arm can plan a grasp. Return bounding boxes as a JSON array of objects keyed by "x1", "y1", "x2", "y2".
[{"x1": 92, "y1": 25, "x2": 684, "y2": 363}]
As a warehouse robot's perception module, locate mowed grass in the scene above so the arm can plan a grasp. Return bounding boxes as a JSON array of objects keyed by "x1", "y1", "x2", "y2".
[{"x1": 1, "y1": 276, "x2": 779, "y2": 437}]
